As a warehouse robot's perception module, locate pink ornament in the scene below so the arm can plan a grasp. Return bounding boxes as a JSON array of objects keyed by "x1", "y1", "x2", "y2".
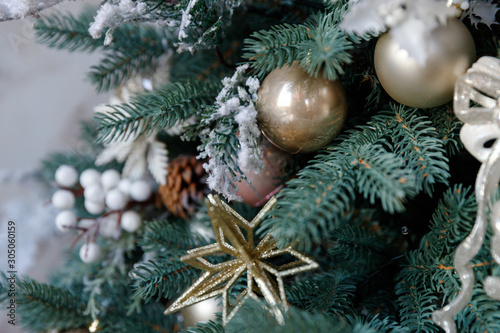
[{"x1": 235, "y1": 139, "x2": 291, "y2": 206}]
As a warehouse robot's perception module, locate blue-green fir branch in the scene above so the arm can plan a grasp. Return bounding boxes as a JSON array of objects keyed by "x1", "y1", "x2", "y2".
[
  {"x1": 95, "y1": 79, "x2": 222, "y2": 143},
  {"x1": 138, "y1": 219, "x2": 201, "y2": 255},
  {"x1": 131, "y1": 257, "x2": 199, "y2": 302},
  {"x1": 286, "y1": 271, "x2": 356, "y2": 317},
  {"x1": 226, "y1": 299, "x2": 342, "y2": 332},
  {"x1": 395, "y1": 281, "x2": 439, "y2": 333},
  {"x1": 35, "y1": 9, "x2": 103, "y2": 52},
  {"x1": 328, "y1": 225, "x2": 388, "y2": 272},
  {"x1": 6, "y1": 275, "x2": 89, "y2": 331},
  {"x1": 388, "y1": 106, "x2": 450, "y2": 195},
  {"x1": 244, "y1": 12, "x2": 353, "y2": 80},
  {"x1": 298, "y1": 12, "x2": 352, "y2": 80},
  {"x1": 421, "y1": 185, "x2": 477, "y2": 258},
  {"x1": 260, "y1": 106, "x2": 450, "y2": 250}
]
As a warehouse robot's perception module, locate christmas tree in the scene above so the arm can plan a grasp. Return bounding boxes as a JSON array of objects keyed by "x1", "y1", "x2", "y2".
[{"x1": 1, "y1": 0, "x2": 500, "y2": 332}]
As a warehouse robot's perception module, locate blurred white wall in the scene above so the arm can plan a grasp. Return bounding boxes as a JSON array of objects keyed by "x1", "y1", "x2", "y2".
[{"x1": 0, "y1": 1, "x2": 108, "y2": 332}]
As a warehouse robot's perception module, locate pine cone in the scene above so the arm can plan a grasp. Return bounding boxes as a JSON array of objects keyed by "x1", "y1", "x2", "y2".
[{"x1": 159, "y1": 155, "x2": 206, "y2": 218}]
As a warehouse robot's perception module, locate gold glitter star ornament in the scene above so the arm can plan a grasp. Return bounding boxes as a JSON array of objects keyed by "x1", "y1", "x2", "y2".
[{"x1": 164, "y1": 194, "x2": 319, "y2": 325}]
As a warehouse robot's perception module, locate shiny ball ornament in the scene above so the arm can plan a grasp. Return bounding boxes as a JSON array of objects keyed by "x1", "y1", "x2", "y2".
[
  {"x1": 79, "y1": 242, "x2": 101, "y2": 263},
  {"x1": 256, "y1": 62, "x2": 348, "y2": 154},
  {"x1": 130, "y1": 180, "x2": 152, "y2": 202},
  {"x1": 180, "y1": 298, "x2": 221, "y2": 328},
  {"x1": 80, "y1": 169, "x2": 101, "y2": 188},
  {"x1": 236, "y1": 139, "x2": 292, "y2": 206},
  {"x1": 55, "y1": 165, "x2": 78, "y2": 187},
  {"x1": 55, "y1": 210, "x2": 77, "y2": 232},
  {"x1": 52, "y1": 189, "x2": 76, "y2": 210},
  {"x1": 374, "y1": 18, "x2": 476, "y2": 108},
  {"x1": 121, "y1": 210, "x2": 142, "y2": 232}
]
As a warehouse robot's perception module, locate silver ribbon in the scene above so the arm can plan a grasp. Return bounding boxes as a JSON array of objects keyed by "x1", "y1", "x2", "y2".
[{"x1": 433, "y1": 56, "x2": 500, "y2": 333}]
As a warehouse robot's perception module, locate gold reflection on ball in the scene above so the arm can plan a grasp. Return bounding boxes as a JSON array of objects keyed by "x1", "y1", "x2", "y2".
[
  {"x1": 374, "y1": 18, "x2": 476, "y2": 109},
  {"x1": 256, "y1": 62, "x2": 348, "y2": 154}
]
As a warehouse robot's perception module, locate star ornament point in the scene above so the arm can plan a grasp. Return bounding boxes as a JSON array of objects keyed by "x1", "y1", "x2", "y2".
[{"x1": 164, "y1": 194, "x2": 319, "y2": 325}]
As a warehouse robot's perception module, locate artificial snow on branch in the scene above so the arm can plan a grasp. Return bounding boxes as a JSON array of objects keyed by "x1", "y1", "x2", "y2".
[
  {"x1": 89, "y1": 0, "x2": 147, "y2": 45},
  {"x1": 184, "y1": 64, "x2": 263, "y2": 201},
  {"x1": 0, "y1": 0, "x2": 65, "y2": 21}
]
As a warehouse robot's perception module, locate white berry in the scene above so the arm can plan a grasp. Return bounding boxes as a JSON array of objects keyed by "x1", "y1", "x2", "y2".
[
  {"x1": 80, "y1": 169, "x2": 101, "y2": 188},
  {"x1": 55, "y1": 210, "x2": 77, "y2": 232},
  {"x1": 100, "y1": 213, "x2": 119, "y2": 238},
  {"x1": 79, "y1": 243, "x2": 101, "y2": 263},
  {"x1": 84, "y1": 184, "x2": 105, "y2": 203},
  {"x1": 118, "y1": 178, "x2": 132, "y2": 195},
  {"x1": 101, "y1": 169, "x2": 121, "y2": 191},
  {"x1": 55, "y1": 165, "x2": 78, "y2": 187},
  {"x1": 52, "y1": 190, "x2": 75, "y2": 210},
  {"x1": 121, "y1": 210, "x2": 142, "y2": 232},
  {"x1": 85, "y1": 200, "x2": 105, "y2": 215},
  {"x1": 460, "y1": 1, "x2": 469, "y2": 10},
  {"x1": 130, "y1": 180, "x2": 152, "y2": 202},
  {"x1": 105, "y1": 188, "x2": 128, "y2": 211}
]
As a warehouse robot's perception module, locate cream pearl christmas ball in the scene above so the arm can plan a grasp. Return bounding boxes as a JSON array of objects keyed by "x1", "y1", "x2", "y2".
[
  {"x1": 80, "y1": 169, "x2": 101, "y2": 188},
  {"x1": 121, "y1": 210, "x2": 142, "y2": 232},
  {"x1": 55, "y1": 210, "x2": 77, "y2": 232},
  {"x1": 101, "y1": 169, "x2": 121, "y2": 191},
  {"x1": 52, "y1": 190, "x2": 76, "y2": 210},
  {"x1": 374, "y1": 18, "x2": 476, "y2": 108},
  {"x1": 130, "y1": 180, "x2": 152, "y2": 202},
  {"x1": 105, "y1": 188, "x2": 128, "y2": 210},
  {"x1": 85, "y1": 200, "x2": 105, "y2": 215},
  {"x1": 79, "y1": 243, "x2": 101, "y2": 263},
  {"x1": 55, "y1": 165, "x2": 78, "y2": 187}
]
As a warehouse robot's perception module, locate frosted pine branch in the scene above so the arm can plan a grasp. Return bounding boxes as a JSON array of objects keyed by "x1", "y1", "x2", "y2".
[{"x1": 0, "y1": 0, "x2": 65, "y2": 21}]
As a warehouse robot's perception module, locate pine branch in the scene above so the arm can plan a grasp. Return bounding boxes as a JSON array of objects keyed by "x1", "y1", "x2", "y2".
[
  {"x1": 390, "y1": 106, "x2": 450, "y2": 195},
  {"x1": 226, "y1": 299, "x2": 342, "y2": 332},
  {"x1": 259, "y1": 111, "x2": 416, "y2": 250},
  {"x1": 422, "y1": 185, "x2": 476, "y2": 258},
  {"x1": 457, "y1": 286, "x2": 500, "y2": 332},
  {"x1": 185, "y1": 315, "x2": 225, "y2": 333},
  {"x1": 95, "y1": 79, "x2": 222, "y2": 143},
  {"x1": 131, "y1": 258, "x2": 199, "y2": 302},
  {"x1": 88, "y1": 26, "x2": 172, "y2": 92},
  {"x1": 10, "y1": 275, "x2": 89, "y2": 331},
  {"x1": 35, "y1": 9, "x2": 103, "y2": 52},
  {"x1": 395, "y1": 281, "x2": 439, "y2": 333},
  {"x1": 286, "y1": 272, "x2": 356, "y2": 317},
  {"x1": 327, "y1": 225, "x2": 388, "y2": 272},
  {"x1": 429, "y1": 106, "x2": 464, "y2": 156},
  {"x1": 298, "y1": 12, "x2": 352, "y2": 80},
  {"x1": 138, "y1": 219, "x2": 198, "y2": 254},
  {"x1": 260, "y1": 106, "x2": 450, "y2": 250}
]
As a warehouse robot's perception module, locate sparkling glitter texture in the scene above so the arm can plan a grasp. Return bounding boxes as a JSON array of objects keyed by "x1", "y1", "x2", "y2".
[
  {"x1": 433, "y1": 56, "x2": 500, "y2": 333},
  {"x1": 164, "y1": 194, "x2": 319, "y2": 325}
]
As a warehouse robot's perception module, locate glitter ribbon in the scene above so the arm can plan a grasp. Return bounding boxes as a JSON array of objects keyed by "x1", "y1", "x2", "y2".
[{"x1": 433, "y1": 56, "x2": 500, "y2": 333}]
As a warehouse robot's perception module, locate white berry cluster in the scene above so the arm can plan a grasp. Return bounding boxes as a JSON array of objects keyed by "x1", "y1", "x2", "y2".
[
  {"x1": 451, "y1": 0, "x2": 470, "y2": 10},
  {"x1": 52, "y1": 165, "x2": 153, "y2": 263}
]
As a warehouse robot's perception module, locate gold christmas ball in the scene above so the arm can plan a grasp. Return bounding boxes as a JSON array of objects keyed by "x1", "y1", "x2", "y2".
[
  {"x1": 374, "y1": 18, "x2": 476, "y2": 109},
  {"x1": 256, "y1": 62, "x2": 348, "y2": 154}
]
